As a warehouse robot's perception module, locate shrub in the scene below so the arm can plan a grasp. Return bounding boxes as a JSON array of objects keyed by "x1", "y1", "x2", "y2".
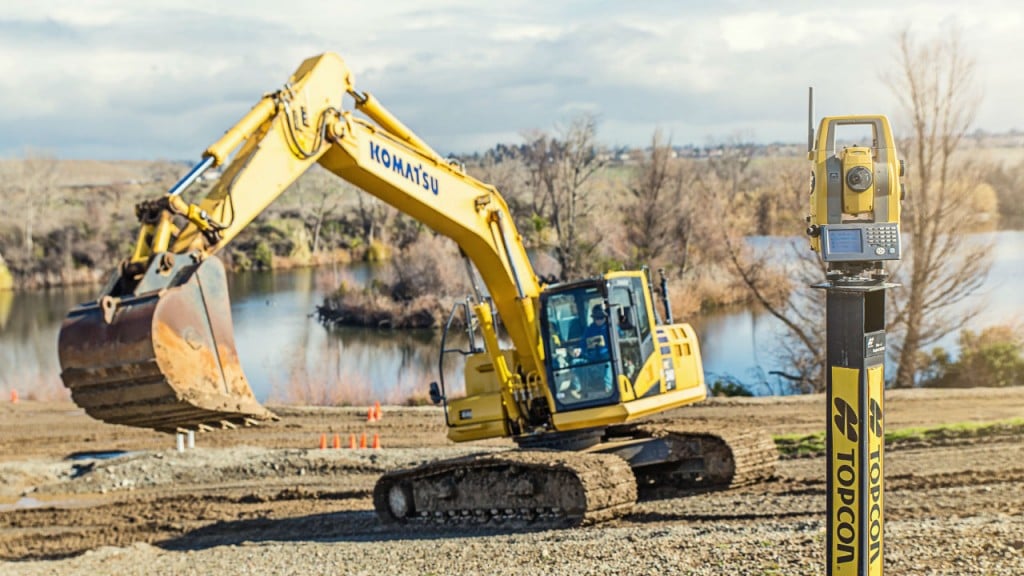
[
  {"x1": 709, "y1": 377, "x2": 753, "y2": 397},
  {"x1": 919, "y1": 325, "x2": 1024, "y2": 388},
  {"x1": 388, "y1": 234, "x2": 468, "y2": 302},
  {"x1": 253, "y1": 241, "x2": 274, "y2": 270},
  {"x1": 319, "y1": 234, "x2": 470, "y2": 329},
  {"x1": 364, "y1": 239, "x2": 391, "y2": 263},
  {"x1": 231, "y1": 250, "x2": 253, "y2": 272}
]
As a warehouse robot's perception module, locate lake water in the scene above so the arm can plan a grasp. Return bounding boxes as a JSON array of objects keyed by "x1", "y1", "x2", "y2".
[{"x1": 1, "y1": 232, "x2": 1020, "y2": 403}]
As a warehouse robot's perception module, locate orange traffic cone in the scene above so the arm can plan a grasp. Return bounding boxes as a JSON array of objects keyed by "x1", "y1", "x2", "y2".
[
  {"x1": 359, "y1": 433, "x2": 367, "y2": 449},
  {"x1": 372, "y1": 433, "x2": 381, "y2": 450},
  {"x1": 332, "y1": 434, "x2": 341, "y2": 449},
  {"x1": 348, "y1": 434, "x2": 357, "y2": 449},
  {"x1": 319, "y1": 433, "x2": 327, "y2": 449},
  {"x1": 9, "y1": 390, "x2": 17, "y2": 404},
  {"x1": 366, "y1": 406, "x2": 377, "y2": 423},
  {"x1": 374, "y1": 401, "x2": 382, "y2": 421}
]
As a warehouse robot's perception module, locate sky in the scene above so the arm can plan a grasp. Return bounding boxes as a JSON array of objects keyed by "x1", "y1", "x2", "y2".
[{"x1": 1, "y1": 1, "x2": 1020, "y2": 160}]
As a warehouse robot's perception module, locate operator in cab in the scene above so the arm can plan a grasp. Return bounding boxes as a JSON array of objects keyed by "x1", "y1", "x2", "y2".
[
  {"x1": 582, "y1": 305, "x2": 611, "y2": 360},
  {"x1": 573, "y1": 304, "x2": 614, "y2": 394}
]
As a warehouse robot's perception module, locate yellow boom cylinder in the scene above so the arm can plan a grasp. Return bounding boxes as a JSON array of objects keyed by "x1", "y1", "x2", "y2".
[
  {"x1": 204, "y1": 97, "x2": 277, "y2": 166},
  {"x1": 354, "y1": 92, "x2": 442, "y2": 162}
]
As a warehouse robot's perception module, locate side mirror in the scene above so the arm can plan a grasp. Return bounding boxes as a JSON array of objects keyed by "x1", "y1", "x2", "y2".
[{"x1": 429, "y1": 381, "x2": 444, "y2": 405}]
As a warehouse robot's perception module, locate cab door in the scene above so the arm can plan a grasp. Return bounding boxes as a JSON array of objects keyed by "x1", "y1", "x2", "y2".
[
  {"x1": 541, "y1": 283, "x2": 619, "y2": 412},
  {"x1": 608, "y1": 277, "x2": 655, "y2": 395}
]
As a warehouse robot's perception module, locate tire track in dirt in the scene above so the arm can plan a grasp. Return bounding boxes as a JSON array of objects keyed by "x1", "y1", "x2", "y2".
[{"x1": 0, "y1": 489, "x2": 372, "y2": 561}]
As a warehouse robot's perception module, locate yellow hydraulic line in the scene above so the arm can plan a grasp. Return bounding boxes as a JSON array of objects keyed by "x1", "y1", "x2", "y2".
[
  {"x1": 128, "y1": 211, "x2": 181, "y2": 265},
  {"x1": 167, "y1": 196, "x2": 220, "y2": 233},
  {"x1": 129, "y1": 224, "x2": 155, "y2": 264}
]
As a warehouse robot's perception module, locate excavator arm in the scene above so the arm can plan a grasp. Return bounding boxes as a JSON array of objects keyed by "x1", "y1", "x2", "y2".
[{"x1": 58, "y1": 53, "x2": 545, "y2": 433}]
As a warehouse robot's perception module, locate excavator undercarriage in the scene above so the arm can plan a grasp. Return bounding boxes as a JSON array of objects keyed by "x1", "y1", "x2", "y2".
[
  {"x1": 374, "y1": 451, "x2": 638, "y2": 527},
  {"x1": 373, "y1": 426, "x2": 777, "y2": 527}
]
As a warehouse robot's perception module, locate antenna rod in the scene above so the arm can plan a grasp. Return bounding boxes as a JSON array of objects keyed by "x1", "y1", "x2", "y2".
[{"x1": 807, "y1": 86, "x2": 815, "y2": 153}]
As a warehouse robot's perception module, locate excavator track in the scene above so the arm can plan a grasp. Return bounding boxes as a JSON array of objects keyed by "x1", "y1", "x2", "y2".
[
  {"x1": 601, "y1": 424, "x2": 778, "y2": 496},
  {"x1": 373, "y1": 450, "x2": 637, "y2": 528}
]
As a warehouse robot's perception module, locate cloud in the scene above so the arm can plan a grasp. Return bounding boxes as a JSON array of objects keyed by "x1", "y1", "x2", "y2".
[{"x1": 0, "y1": 1, "x2": 1019, "y2": 159}]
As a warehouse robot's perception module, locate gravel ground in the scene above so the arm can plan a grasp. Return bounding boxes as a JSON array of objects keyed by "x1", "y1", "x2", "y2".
[{"x1": 1, "y1": 388, "x2": 1023, "y2": 575}]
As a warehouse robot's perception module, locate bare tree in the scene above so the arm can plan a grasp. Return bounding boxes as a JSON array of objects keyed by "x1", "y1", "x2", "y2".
[
  {"x1": 884, "y1": 25, "x2": 992, "y2": 387},
  {"x1": 352, "y1": 192, "x2": 391, "y2": 247},
  {"x1": 468, "y1": 153, "x2": 538, "y2": 244},
  {"x1": 521, "y1": 114, "x2": 606, "y2": 278},
  {"x1": 707, "y1": 137, "x2": 758, "y2": 197},
  {"x1": 708, "y1": 165, "x2": 828, "y2": 391},
  {"x1": 753, "y1": 157, "x2": 807, "y2": 236},
  {"x1": 689, "y1": 135, "x2": 760, "y2": 271},
  {"x1": 623, "y1": 130, "x2": 689, "y2": 269},
  {"x1": 8, "y1": 150, "x2": 60, "y2": 255},
  {"x1": 518, "y1": 129, "x2": 561, "y2": 232},
  {"x1": 291, "y1": 167, "x2": 340, "y2": 255}
]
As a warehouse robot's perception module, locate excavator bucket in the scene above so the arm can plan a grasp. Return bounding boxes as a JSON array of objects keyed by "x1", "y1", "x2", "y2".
[{"x1": 58, "y1": 255, "x2": 276, "y2": 433}]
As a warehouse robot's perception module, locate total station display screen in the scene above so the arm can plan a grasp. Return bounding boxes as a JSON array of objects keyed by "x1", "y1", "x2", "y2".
[{"x1": 827, "y1": 229, "x2": 863, "y2": 253}]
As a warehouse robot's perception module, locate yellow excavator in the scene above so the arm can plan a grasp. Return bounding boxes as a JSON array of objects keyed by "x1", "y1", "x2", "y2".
[{"x1": 58, "y1": 52, "x2": 776, "y2": 526}]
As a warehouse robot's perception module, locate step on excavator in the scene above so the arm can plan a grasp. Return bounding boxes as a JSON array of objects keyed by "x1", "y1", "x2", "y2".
[{"x1": 57, "y1": 52, "x2": 777, "y2": 526}]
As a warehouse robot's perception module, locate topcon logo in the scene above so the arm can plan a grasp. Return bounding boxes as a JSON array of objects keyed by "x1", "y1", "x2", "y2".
[
  {"x1": 869, "y1": 398, "x2": 883, "y2": 437},
  {"x1": 834, "y1": 397, "x2": 859, "y2": 442}
]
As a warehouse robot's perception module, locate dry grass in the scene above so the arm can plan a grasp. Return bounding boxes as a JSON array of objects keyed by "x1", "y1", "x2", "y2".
[{"x1": 271, "y1": 249, "x2": 352, "y2": 271}]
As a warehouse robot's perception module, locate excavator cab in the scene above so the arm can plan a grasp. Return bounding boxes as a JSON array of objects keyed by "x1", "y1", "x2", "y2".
[
  {"x1": 541, "y1": 277, "x2": 652, "y2": 412},
  {"x1": 544, "y1": 278, "x2": 630, "y2": 407},
  {"x1": 440, "y1": 268, "x2": 708, "y2": 443}
]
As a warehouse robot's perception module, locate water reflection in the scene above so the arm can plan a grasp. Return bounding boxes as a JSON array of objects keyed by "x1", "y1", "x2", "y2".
[
  {"x1": 227, "y1": 265, "x2": 464, "y2": 404},
  {"x1": 693, "y1": 306, "x2": 789, "y2": 394},
  {"x1": 0, "y1": 284, "x2": 96, "y2": 400},
  {"x1": 1, "y1": 231, "x2": 1021, "y2": 402}
]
